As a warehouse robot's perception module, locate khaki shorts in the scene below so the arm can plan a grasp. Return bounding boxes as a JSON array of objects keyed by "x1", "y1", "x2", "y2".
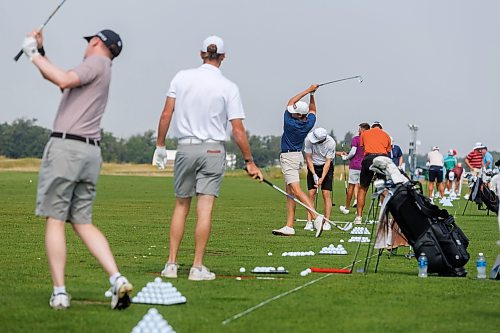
[
  {"x1": 36, "y1": 138, "x2": 101, "y2": 224},
  {"x1": 280, "y1": 152, "x2": 304, "y2": 185},
  {"x1": 174, "y1": 142, "x2": 226, "y2": 198},
  {"x1": 470, "y1": 168, "x2": 481, "y2": 177},
  {"x1": 348, "y1": 169, "x2": 361, "y2": 184}
]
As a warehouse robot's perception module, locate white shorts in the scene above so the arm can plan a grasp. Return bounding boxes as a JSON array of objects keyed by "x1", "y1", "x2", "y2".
[
  {"x1": 279, "y1": 152, "x2": 304, "y2": 185},
  {"x1": 348, "y1": 169, "x2": 361, "y2": 184}
]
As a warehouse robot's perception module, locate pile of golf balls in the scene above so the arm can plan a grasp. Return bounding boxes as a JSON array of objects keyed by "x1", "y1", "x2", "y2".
[
  {"x1": 252, "y1": 266, "x2": 287, "y2": 273},
  {"x1": 319, "y1": 244, "x2": 347, "y2": 255},
  {"x1": 131, "y1": 308, "x2": 176, "y2": 333},
  {"x1": 300, "y1": 268, "x2": 312, "y2": 276},
  {"x1": 132, "y1": 278, "x2": 187, "y2": 305},
  {"x1": 348, "y1": 236, "x2": 371, "y2": 243},
  {"x1": 281, "y1": 251, "x2": 315, "y2": 257},
  {"x1": 350, "y1": 227, "x2": 370, "y2": 235}
]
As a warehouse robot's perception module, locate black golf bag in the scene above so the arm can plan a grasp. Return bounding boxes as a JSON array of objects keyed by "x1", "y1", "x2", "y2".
[
  {"x1": 385, "y1": 181, "x2": 470, "y2": 277},
  {"x1": 470, "y1": 177, "x2": 499, "y2": 215}
]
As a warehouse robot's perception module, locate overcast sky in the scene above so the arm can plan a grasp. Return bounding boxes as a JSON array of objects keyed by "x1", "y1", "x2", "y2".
[{"x1": 1, "y1": 0, "x2": 499, "y2": 157}]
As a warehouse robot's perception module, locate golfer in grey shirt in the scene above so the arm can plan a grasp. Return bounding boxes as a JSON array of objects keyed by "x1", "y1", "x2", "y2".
[{"x1": 22, "y1": 28, "x2": 132, "y2": 310}]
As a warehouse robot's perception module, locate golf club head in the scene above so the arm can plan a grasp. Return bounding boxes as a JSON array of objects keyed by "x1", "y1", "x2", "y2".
[
  {"x1": 358, "y1": 76, "x2": 363, "y2": 83},
  {"x1": 341, "y1": 222, "x2": 353, "y2": 231}
]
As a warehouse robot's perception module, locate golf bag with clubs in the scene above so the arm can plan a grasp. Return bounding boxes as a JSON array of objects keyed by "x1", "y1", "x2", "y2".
[
  {"x1": 465, "y1": 171, "x2": 499, "y2": 215},
  {"x1": 371, "y1": 157, "x2": 470, "y2": 277}
]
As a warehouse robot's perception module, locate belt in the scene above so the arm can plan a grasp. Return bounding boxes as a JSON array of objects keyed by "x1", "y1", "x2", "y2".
[
  {"x1": 281, "y1": 150, "x2": 302, "y2": 153},
  {"x1": 178, "y1": 137, "x2": 222, "y2": 144},
  {"x1": 50, "y1": 132, "x2": 100, "y2": 146},
  {"x1": 366, "y1": 153, "x2": 387, "y2": 156}
]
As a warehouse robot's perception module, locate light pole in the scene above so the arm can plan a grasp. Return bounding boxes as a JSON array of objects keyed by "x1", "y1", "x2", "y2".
[{"x1": 408, "y1": 124, "x2": 419, "y2": 180}]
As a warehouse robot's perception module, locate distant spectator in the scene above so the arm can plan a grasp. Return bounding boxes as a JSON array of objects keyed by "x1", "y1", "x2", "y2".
[
  {"x1": 444, "y1": 149, "x2": 457, "y2": 192},
  {"x1": 427, "y1": 146, "x2": 445, "y2": 200},
  {"x1": 450, "y1": 162, "x2": 464, "y2": 195},
  {"x1": 464, "y1": 142, "x2": 485, "y2": 200}
]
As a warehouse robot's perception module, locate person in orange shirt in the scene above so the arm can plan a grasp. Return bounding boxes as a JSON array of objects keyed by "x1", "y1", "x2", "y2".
[{"x1": 354, "y1": 122, "x2": 392, "y2": 224}]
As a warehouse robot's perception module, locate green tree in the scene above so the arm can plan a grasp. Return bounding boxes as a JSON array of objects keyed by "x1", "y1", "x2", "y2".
[{"x1": 0, "y1": 118, "x2": 50, "y2": 158}]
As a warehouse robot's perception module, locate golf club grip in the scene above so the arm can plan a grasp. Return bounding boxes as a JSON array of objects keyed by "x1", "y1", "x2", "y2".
[
  {"x1": 310, "y1": 268, "x2": 352, "y2": 274},
  {"x1": 14, "y1": 50, "x2": 24, "y2": 61}
]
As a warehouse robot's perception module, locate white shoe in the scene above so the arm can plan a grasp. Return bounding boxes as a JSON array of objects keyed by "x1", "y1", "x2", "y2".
[
  {"x1": 188, "y1": 265, "x2": 216, "y2": 281},
  {"x1": 353, "y1": 216, "x2": 363, "y2": 225},
  {"x1": 110, "y1": 275, "x2": 133, "y2": 310},
  {"x1": 353, "y1": 200, "x2": 357, "y2": 208},
  {"x1": 161, "y1": 262, "x2": 178, "y2": 278},
  {"x1": 272, "y1": 226, "x2": 295, "y2": 236},
  {"x1": 304, "y1": 222, "x2": 314, "y2": 231},
  {"x1": 314, "y1": 215, "x2": 325, "y2": 238},
  {"x1": 463, "y1": 194, "x2": 470, "y2": 200},
  {"x1": 339, "y1": 206, "x2": 350, "y2": 214},
  {"x1": 323, "y1": 222, "x2": 331, "y2": 231},
  {"x1": 49, "y1": 293, "x2": 70, "y2": 310}
]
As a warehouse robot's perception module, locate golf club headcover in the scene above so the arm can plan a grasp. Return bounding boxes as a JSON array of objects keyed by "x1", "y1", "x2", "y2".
[{"x1": 371, "y1": 156, "x2": 408, "y2": 185}]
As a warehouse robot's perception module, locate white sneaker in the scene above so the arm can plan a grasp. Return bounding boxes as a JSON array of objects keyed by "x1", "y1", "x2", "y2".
[
  {"x1": 303, "y1": 222, "x2": 314, "y2": 231},
  {"x1": 314, "y1": 215, "x2": 325, "y2": 237},
  {"x1": 323, "y1": 222, "x2": 331, "y2": 231},
  {"x1": 463, "y1": 194, "x2": 470, "y2": 200},
  {"x1": 110, "y1": 275, "x2": 133, "y2": 310},
  {"x1": 49, "y1": 293, "x2": 70, "y2": 310},
  {"x1": 161, "y1": 262, "x2": 178, "y2": 278},
  {"x1": 272, "y1": 226, "x2": 295, "y2": 236},
  {"x1": 188, "y1": 265, "x2": 216, "y2": 281},
  {"x1": 353, "y1": 216, "x2": 363, "y2": 225},
  {"x1": 339, "y1": 206, "x2": 350, "y2": 214}
]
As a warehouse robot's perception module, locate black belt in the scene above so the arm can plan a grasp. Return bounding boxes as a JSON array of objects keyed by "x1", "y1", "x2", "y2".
[{"x1": 50, "y1": 132, "x2": 100, "y2": 146}]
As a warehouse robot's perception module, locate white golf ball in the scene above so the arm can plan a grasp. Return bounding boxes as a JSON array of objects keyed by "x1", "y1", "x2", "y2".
[
  {"x1": 268, "y1": 252, "x2": 273, "y2": 256},
  {"x1": 236, "y1": 277, "x2": 242, "y2": 281},
  {"x1": 104, "y1": 290, "x2": 112, "y2": 297},
  {"x1": 340, "y1": 239, "x2": 344, "y2": 243},
  {"x1": 154, "y1": 277, "x2": 162, "y2": 283},
  {"x1": 300, "y1": 270, "x2": 309, "y2": 277},
  {"x1": 239, "y1": 267, "x2": 246, "y2": 273}
]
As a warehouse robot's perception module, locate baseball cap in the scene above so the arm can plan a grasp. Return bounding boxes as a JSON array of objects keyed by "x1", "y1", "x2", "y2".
[
  {"x1": 371, "y1": 121, "x2": 383, "y2": 129},
  {"x1": 432, "y1": 146, "x2": 439, "y2": 151},
  {"x1": 287, "y1": 101, "x2": 309, "y2": 115},
  {"x1": 473, "y1": 142, "x2": 486, "y2": 150},
  {"x1": 202, "y1": 35, "x2": 225, "y2": 54},
  {"x1": 448, "y1": 149, "x2": 454, "y2": 155},
  {"x1": 84, "y1": 29, "x2": 122, "y2": 58},
  {"x1": 308, "y1": 128, "x2": 328, "y2": 144}
]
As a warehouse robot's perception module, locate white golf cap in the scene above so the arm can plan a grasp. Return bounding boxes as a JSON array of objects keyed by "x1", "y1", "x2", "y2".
[
  {"x1": 287, "y1": 101, "x2": 309, "y2": 115},
  {"x1": 202, "y1": 35, "x2": 225, "y2": 54},
  {"x1": 473, "y1": 142, "x2": 485, "y2": 150},
  {"x1": 432, "y1": 146, "x2": 439, "y2": 151},
  {"x1": 448, "y1": 149, "x2": 454, "y2": 155},
  {"x1": 308, "y1": 127, "x2": 328, "y2": 144}
]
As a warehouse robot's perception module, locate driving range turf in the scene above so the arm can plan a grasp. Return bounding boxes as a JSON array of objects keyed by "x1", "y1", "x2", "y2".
[{"x1": 1, "y1": 171, "x2": 499, "y2": 333}]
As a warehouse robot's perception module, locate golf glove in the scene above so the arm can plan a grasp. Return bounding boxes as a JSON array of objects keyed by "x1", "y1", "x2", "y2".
[
  {"x1": 22, "y1": 36, "x2": 39, "y2": 61},
  {"x1": 341, "y1": 155, "x2": 348, "y2": 161},
  {"x1": 313, "y1": 174, "x2": 319, "y2": 184},
  {"x1": 152, "y1": 146, "x2": 168, "y2": 170}
]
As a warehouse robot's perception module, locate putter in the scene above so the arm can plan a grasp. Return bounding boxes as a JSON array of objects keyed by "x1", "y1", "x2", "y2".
[
  {"x1": 261, "y1": 178, "x2": 353, "y2": 233},
  {"x1": 318, "y1": 75, "x2": 363, "y2": 87},
  {"x1": 14, "y1": 0, "x2": 67, "y2": 61}
]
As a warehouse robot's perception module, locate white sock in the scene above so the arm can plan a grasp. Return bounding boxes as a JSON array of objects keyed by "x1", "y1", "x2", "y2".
[
  {"x1": 54, "y1": 286, "x2": 66, "y2": 295},
  {"x1": 109, "y1": 272, "x2": 121, "y2": 286}
]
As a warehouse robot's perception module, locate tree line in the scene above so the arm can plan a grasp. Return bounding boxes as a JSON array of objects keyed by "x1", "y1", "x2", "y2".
[{"x1": 1, "y1": 118, "x2": 480, "y2": 168}]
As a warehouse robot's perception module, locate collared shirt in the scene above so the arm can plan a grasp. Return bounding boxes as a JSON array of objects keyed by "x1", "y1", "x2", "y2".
[
  {"x1": 484, "y1": 152, "x2": 494, "y2": 170},
  {"x1": 360, "y1": 127, "x2": 391, "y2": 155},
  {"x1": 444, "y1": 155, "x2": 457, "y2": 171},
  {"x1": 466, "y1": 150, "x2": 483, "y2": 169},
  {"x1": 53, "y1": 55, "x2": 112, "y2": 140},
  {"x1": 349, "y1": 136, "x2": 364, "y2": 170},
  {"x1": 167, "y1": 64, "x2": 245, "y2": 141},
  {"x1": 389, "y1": 145, "x2": 403, "y2": 165},
  {"x1": 304, "y1": 135, "x2": 335, "y2": 165},
  {"x1": 427, "y1": 150, "x2": 444, "y2": 166},
  {"x1": 280, "y1": 111, "x2": 316, "y2": 152}
]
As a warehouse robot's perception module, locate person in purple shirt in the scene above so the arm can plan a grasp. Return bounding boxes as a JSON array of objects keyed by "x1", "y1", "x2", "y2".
[{"x1": 340, "y1": 123, "x2": 370, "y2": 214}]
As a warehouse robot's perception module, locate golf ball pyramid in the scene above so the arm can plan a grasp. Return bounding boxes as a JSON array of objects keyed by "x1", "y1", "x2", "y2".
[
  {"x1": 132, "y1": 278, "x2": 187, "y2": 306},
  {"x1": 319, "y1": 244, "x2": 348, "y2": 255},
  {"x1": 348, "y1": 236, "x2": 371, "y2": 243},
  {"x1": 281, "y1": 251, "x2": 315, "y2": 257},
  {"x1": 252, "y1": 266, "x2": 288, "y2": 273},
  {"x1": 350, "y1": 227, "x2": 370, "y2": 235},
  {"x1": 131, "y1": 308, "x2": 176, "y2": 333}
]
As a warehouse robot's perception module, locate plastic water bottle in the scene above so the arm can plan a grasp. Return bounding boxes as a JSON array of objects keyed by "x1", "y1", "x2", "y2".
[
  {"x1": 418, "y1": 253, "x2": 428, "y2": 278},
  {"x1": 476, "y1": 253, "x2": 487, "y2": 279}
]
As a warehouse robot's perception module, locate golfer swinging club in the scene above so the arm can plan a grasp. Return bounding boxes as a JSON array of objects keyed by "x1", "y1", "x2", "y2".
[
  {"x1": 21, "y1": 29, "x2": 133, "y2": 309},
  {"x1": 272, "y1": 85, "x2": 325, "y2": 236},
  {"x1": 153, "y1": 36, "x2": 263, "y2": 281}
]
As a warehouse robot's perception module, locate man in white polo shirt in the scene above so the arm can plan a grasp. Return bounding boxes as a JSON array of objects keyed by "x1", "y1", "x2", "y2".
[
  {"x1": 152, "y1": 36, "x2": 262, "y2": 281},
  {"x1": 427, "y1": 146, "x2": 445, "y2": 200}
]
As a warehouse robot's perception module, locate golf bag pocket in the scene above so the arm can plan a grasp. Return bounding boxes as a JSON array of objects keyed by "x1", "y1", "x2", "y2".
[
  {"x1": 413, "y1": 231, "x2": 450, "y2": 273},
  {"x1": 430, "y1": 216, "x2": 470, "y2": 267}
]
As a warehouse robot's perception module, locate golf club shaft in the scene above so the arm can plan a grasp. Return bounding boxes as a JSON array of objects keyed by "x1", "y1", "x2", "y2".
[
  {"x1": 262, "y1": 179, "x2": 350, "y2": 231},
  {"x1": 14, "y1": 0, "x2": 67, "y2": 61},
  {"x1": 318, "y1": 75, "x2": 362, "y2": 87}
]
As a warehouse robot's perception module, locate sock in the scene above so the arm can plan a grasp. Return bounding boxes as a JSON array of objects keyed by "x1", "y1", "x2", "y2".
[
  {"x1": 54, "y1": 286, "x2": 66, "y2": 295},
  {"x1": 109, "y1": 272, "x2": 121, "y2": 286}
]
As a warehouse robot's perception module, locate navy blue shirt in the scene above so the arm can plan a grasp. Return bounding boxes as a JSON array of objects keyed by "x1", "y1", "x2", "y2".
[
  {"x1": 280, "y1": 110, "x2": 316, "y2": 152},
  {"x1": 389, "y1": 144, "x2": 403, "y2": 165}
]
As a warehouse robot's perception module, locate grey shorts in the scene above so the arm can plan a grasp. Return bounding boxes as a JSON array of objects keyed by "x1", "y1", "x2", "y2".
[
  {"x1": 280, "y1": 152, "x2": 304, "y2": 185},
  {"x1": 348, "y1": 169, "x2": 361, "y2": 184},
  {"x1": 174, "y1": 142, "x2": 226, "y2": 198},
  {"x1": 36, "y1": 138, "x2": 102, "y2": 224}
]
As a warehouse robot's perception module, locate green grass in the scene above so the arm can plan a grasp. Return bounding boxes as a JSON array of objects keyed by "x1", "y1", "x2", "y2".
[{"x1": 0, "y1": 172, "x2": 499, "y2": 333}]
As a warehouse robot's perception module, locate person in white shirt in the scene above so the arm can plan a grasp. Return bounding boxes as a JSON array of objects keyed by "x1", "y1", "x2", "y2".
[
  {"x1": 152, "y1": 36, "x2": 262, "y2": 281},
  {"x1": 427, "y1": 146, "x2": 445, "y2": 200}
]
